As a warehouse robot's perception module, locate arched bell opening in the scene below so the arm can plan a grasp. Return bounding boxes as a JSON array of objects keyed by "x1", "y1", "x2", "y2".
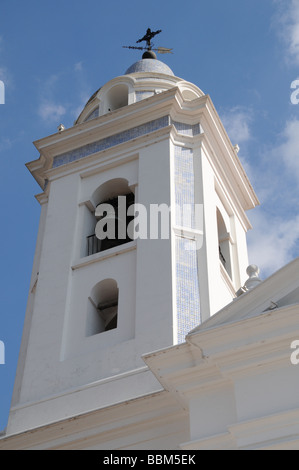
[{"x1": 86, "y1": 178, "x2": 135, "y2": 256}]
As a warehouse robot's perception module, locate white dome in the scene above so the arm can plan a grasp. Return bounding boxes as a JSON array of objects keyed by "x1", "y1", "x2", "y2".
[{"x1": 125, "y1": 59, "x2": 174, "y2": 76}]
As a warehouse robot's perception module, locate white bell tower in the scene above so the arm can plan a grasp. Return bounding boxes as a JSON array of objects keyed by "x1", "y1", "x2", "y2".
[{"x1": 7, "y1": 50, "x2": 258, "y2": 435}]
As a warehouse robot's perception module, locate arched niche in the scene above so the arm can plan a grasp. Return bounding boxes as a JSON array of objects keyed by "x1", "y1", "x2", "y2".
[
  {"x1": 86, "y1": 279, "x2": 119, "y2": 337},
  {"x1": 104, "y1": 84, "x2": 129, "y2": 114}
]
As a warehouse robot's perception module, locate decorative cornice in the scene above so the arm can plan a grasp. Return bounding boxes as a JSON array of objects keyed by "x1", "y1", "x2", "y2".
[
  {"x1": 0, "y1": 389, "x2": 186, "y2": 450},
  {"x1": 26, "y1": 87, "x2": 259, "y2": 217},
  {"x1": 53, "y1": 116, "x2": 170, "y2": 168}
]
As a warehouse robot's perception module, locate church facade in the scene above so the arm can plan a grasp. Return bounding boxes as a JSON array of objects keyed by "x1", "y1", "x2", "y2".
[{"x1": 1, "y1": 47, "x2": 299, "y2": 450}]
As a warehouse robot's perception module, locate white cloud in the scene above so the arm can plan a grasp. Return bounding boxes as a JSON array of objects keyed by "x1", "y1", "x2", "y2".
[
  {"x1": 220, "y1": 106, "x2": 255, "y2": 181},
  {"x1": 219, "y1": 104, "x2": 298, "y2": 278},
  {"x1": 248, "y1": 209, "x2": 299, "y2": 277},
  {"x1": 36, "y1": 68, "x2": 92, "y2": 125},
  {"x1": 0, "y1": 36, "x2": 13, "y2": 89},
  {"x1": 277, "y1": 119, "x2": 299, "y2": 181},
  {"x1": 37, "y1": 72, "x2": 67, "y2": 123},
  {"x1": 273, "y1": 0, "x2": 299, "y2": 65},
  {"x1": 247, "y1": 117, "x2": 299, "y2": 277},
  {"x1": 221, "y1": 106, "x2": 252, "y2": 146},
  {"x1": 249, "y1": 118, "x2": 299, "y2": 206},
  {"x1": 74, "y1": 62, "x2": 83, "y2": 72},
  {"x1": 285, "y1": 0, "x2": 299, "y2": 64},
  {"x1": 0, "y1": 137, "x2": 12, "y2": 153},
  {"x1": 0, "y1": 67, "x2": 6, "y2": 80},
  {"x1": 38, "y1": 101, "x2": 66, "y2": 122},
  {"x1": 213, "y1": 107, "x2": 299, "y2": 280},
  {"x1": 72, "y1": 92, "x2": 91, "y2": 121},
  {"x1": 0, "y1": 66, "x2": 12, "y2": 88}
]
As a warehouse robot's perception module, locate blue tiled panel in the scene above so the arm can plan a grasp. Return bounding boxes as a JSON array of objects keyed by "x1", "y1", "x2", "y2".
[
  {"x1": 174, "y1": 145, "x2": 200, "y2": 343},
  {"x1": 172, "y1": 121, "x2": 201, "y2": 137},
  {"x1": 53, "y1": 116, "x2": 171, "y2": 168},
  {"x1": 176, "y1": 237, "x2": 201, "y2": 344},
  {"x1": 174, "y1": 146, "x2": 195, "y2": 229}
]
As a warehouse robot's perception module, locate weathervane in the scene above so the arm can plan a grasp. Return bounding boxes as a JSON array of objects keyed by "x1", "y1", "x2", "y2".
[{"x1": 123, "y1": 28, "x2": 173, "y2": 57}]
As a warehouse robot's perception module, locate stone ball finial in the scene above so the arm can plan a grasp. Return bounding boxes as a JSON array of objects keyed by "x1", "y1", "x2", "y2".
[
  {"x1": 235, "y1": 265, "x2": 262, "y2": 297},
  {"x1": 142, "y1": 50, "x2": 157, "y2": 59},
  {"x1": 246, "y1": 264, "x2": 260, "y2": 277},
  {"x1": 244, "y1": 265, "x2": 262, "y2": 290}
]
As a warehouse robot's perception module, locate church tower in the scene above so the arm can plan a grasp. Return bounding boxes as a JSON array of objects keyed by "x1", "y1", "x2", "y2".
[{"x1": 7, "y1": 36, "x2": 258, "y2": 435}]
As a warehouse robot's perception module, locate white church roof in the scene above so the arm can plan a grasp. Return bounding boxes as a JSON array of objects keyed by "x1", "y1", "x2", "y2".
[{"x1": 188, "y1": 256, "x2": 299, "y2": 333}]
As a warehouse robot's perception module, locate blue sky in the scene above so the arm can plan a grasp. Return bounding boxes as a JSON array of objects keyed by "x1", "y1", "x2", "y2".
[{"x1": 0, "y1": 0, "x2": 299, "y2": 432}]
